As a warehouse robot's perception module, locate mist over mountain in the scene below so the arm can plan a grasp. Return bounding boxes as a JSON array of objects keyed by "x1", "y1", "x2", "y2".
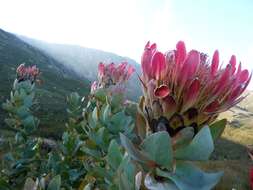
[
  {"x1": 0, "y1": 28, "x2": 142, "y2": 137},
  {"x1": 19, "y1": 36, "x2": 142, "y2": 100}
]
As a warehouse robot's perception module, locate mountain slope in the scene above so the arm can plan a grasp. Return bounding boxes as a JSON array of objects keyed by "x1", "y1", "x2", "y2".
[
  {"x1": 0, "y1": 29, "x2": 90, "y2": 138},
  {"x1": 19, "y1": 36, "x2": 142, "y2": 100}
]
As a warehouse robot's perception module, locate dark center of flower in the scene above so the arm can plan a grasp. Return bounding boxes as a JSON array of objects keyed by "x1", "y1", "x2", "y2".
[{"x1": 149, "y1": 108, "x2": 199, "y2": 137}]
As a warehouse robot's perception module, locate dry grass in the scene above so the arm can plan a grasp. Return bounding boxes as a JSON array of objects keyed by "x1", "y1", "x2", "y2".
[
  {"x1": 210, "y1": 100, "x2": 253, "y2": 189},
  {"x1": 197, "y1": 160, "x2": 252, "y2": 190}
]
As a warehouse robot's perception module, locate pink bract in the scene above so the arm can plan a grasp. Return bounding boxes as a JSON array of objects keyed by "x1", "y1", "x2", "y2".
[{"x1": 141, "y1": 41, "x2": 251, "y2": 133}]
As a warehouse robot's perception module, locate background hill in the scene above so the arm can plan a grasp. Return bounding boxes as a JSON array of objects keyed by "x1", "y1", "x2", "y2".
[
  {"x1": 0, "y1": 29, "x2": 142, "y2": 138},
  {"x1": 0, "y1": 29, "x2": 90, "y2": 138},
  {"x1": 217, "y1": 91, "x2": 253, "y2": 157},
  {"x1": 19, "y1": 36, "x2": 142, "y2": 100}
]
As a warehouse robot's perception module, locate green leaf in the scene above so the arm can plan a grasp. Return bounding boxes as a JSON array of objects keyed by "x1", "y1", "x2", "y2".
[
  {"x1": 92, "y1": 166, "x2": 113, "y2": 181},
  {"x1": 141, "y1": 131, "x2": 173, "y2": 169},
  {"x1": 96, "y1": 127, "x2": 110, "y2": 151},
  {"x1": 0, "y1": 178, "x2": 11, "y2": 190},
  {"x1": 107, "y1": 140, "x2": 123, "y2": 170},
  {"x1": 172, "y1": 127, "x2": 194, "y2": 149},
  {"x1": 47, "y1": 175, "x2": 61, "y2": 190},
  {"x1": 23, "y1": 94, "x2": 34, "y2": 108},
  {"x1": 69, "y1": 169, "x2": 85, "y2": 182},
  {"x1": 2, "y1": 101, "x2": 14, "y2": 112},
  {"x1": 117, "y1": 155, "x2": 136, "y2": 190},
  {"x1": 209, "y1": 119, "x2": 227, "y2": 141},
  {"x1": 109, "y1": 111, "x2": 132, "y2": 133},
  {"x1": 23, "y1": 178, "x2": 37, "y2": 190},
  {"x1": 94, "y1": 88, "x2": 107, "y2": 102},
  {"x1": 92, "y1": 107, "x2": 99, "y2": 122},
  {"x1": 81, "y1": 146, "x2": 102, "y2": 158},
  {"x1": 156, "y1": 162, "x2": 223, "y2": 190},
  {"x1": 4, "y1": 118, "x2": 16, "y2": 127},
  {"x1": 144, "y1": 173, "x2": 179, "y2": 190},
  {"x1": 103, "y1": 103, "x2": 111, "y2": 122},
  {"x1": 174, "y1": 126, "x2": 214, "y2": 161},
  {"x1": 22, "y1": 116, "x2": 39, "y2": 133},
  {"x1": 119, "y1": 172, "x2": 134, "y2": 190},
  {"x1": 111, "y1": 94, "x2": 124, "y2": 108},
  {"x1": 69, "y1": 92, "x2": 81, "y2": 106},
  {"x1": 16, "y1": 106, "x2": 30, "y2": 119},
  {"x1": 120, "y1": 133, "x2": 149, "y2": 163}
]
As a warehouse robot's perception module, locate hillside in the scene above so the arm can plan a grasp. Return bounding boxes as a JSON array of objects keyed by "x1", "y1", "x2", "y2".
[
  {"x1": 0, "y1": 29, "x2": 90, "y2": 138},
  {"x1": 212, "y1": 91, "x2": 253, "y2": 160},
  {"x1": 19, "y1": 36, "x2": 142, "y2": 100}
]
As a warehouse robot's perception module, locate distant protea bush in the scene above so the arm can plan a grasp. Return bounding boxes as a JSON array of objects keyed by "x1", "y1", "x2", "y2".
[
  {"x1": 0, "y1": 43, "x2": 251, "y2": 190},
  {"x1": 91, "y1": 62, "x2": 135, "y2": 94},
  {"x1": 1, "y1": 64, "x2": 45, "y2": 188}
]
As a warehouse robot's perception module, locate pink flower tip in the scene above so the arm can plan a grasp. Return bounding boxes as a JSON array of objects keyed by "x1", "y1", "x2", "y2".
[{"x1": 154, "y1": 85, "x2": 170, "y2": 98}]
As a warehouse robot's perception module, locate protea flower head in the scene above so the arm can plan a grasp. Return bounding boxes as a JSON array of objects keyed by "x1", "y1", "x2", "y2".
[
  {"x1": 16, "y1": 63, "x2": 40, "y2": 83},
  {"x1": 91, "y1": 62, "x2": 135, "y2": 93},
  {"x1": 140, "y1": 41, "x2": 251, "y2": 136}
]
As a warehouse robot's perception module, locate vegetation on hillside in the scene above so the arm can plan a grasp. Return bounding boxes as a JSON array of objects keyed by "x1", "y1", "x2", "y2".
[
  {"x1": 19, "y1": 35, "x2": 142, "y2": 100},
  {"x1": 0, "y1": 29, "x2": 90, "y2": 138}
]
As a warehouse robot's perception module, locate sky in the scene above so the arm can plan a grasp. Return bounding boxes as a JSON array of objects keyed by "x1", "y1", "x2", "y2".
[{"x1": 0, "y1": 0, "x2": 252, "y2": 86}]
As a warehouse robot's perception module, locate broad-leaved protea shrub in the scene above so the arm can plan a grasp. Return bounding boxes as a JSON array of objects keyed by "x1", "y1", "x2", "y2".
[
  {"x1": 0, "y1": 44, "x2": 251, "y2": 190},
  {"x1": 77, "y1": 62, "x2": 138, "y2": 189},
  {"x1": 3, "y1": 64, "x2": 40, "y2": 135},
  {"x1": 1, "y1": 64, "x2": 45, "y2": 188}
]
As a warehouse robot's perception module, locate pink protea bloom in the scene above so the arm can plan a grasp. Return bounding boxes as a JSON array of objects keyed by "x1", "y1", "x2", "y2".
[
  {"x1": 140, "y1": 41, "x2": 251, "y2": 136},
  {"x1": 92, "y1": 62, "x2": 135, "y2": 92},
  {"x1": 141, "y1": 42, "x2": 167, "y2": 82},
  {"x1": 16, "y1": 64, "x2": 40, "y2": 83}
]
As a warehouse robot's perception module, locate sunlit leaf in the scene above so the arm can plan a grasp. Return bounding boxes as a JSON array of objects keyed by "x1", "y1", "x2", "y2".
[{"x1": 174, "y1": 126, "x2": 214, "y2": 161}]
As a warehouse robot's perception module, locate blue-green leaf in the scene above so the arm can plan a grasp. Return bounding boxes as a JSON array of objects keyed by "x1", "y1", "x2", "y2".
[
  {"x1": 117, "y1": 155, "x2": 136, "y2": 190},
  {"x1": 141, "y1": 131, "x2": 173, "y2": 169},
  {"x1": 144, "y1": 173, "x2": 179, "y2": 190},
  {"x1": 174, "y1": 126, "x2": 214, "y2": 161},
  {"x1": 107, "y1": 140, "x2": 123, "y2": 170},
  {"x1": 120, "y1": 133, "x2": 149, "y2": 163},
  {"x1": 47, "y1": 175, "x2": 61, "y2": 190},
  {"x1": 209, "y1": 119, "x2": 227, "y2": 141},
  {"x1": 156, "y1": 162, "x2": 223, "y2": 190},
  {"x1": 103, "y1": 104, "x2": 111, "y2": 122},
  {"x1": 92, "y1": 107, "x2": 99, "y2": 122}
]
